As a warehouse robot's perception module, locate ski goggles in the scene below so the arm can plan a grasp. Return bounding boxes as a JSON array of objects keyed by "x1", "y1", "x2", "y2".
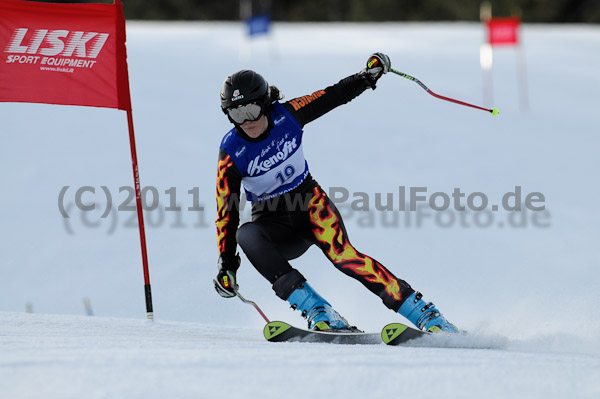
[{"x1": 226, "y1": 102, "x2": 264, "y2": 124}]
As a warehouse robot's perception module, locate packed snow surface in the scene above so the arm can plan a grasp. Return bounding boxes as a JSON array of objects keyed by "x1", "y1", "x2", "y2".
[{"x1": 1, "y1": 22, "x2": 599, "y2": 398}]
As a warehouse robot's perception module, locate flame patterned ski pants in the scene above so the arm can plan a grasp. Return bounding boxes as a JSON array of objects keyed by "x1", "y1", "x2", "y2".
[{"x1": 237, "y1": 185, "x2": 414, "y2": 311}]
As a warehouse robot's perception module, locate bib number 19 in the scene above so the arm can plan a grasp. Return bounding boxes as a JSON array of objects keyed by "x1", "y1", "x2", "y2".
[{"x1": 275, "y1": 165, "x2": 295, "y2": 185}]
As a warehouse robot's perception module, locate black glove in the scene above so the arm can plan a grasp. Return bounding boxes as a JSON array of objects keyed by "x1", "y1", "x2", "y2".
[
  {"x1": 213, "y1": 253, "x2": 241, "y2": 298},
  {"x1": 360, "y1": 52, "x2": 391, "y2": 89}
]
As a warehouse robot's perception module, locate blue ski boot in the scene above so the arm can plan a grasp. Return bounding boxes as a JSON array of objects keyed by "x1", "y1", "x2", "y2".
[
  {"x1": 398, "y1": 292, "x2": 458, "y2": 333},
  {"x1": 287, "y1": 282, "x2": 350, "y2": 331}
]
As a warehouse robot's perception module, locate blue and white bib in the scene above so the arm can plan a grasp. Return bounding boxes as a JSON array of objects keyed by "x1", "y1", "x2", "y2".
[{"x1": 220, "y1": 102, "x2": 309, "y2": 202}]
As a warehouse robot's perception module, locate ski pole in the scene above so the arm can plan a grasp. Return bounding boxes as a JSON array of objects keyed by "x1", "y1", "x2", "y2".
[
  {"x1": 235, "y1": 289, "x2": 271, "y2": 323},
  {"x1": 390, "y1": 68, "x2": 499, "y2": 116}
]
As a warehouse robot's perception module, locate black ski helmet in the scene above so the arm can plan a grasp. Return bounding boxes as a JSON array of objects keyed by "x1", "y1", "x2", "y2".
[{"x1": 220, "y1": 70, "x2": 271, "y2": 115}]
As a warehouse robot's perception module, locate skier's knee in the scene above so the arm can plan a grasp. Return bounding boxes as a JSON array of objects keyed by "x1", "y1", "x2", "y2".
[{"x1": 236, "y1": 222, "x2": 266, "y2": 250}]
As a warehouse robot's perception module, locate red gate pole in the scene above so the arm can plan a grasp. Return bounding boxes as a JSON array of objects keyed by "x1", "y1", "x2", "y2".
[{"x1": 126, "y1": 108, "x2": 154, "y2": 321}]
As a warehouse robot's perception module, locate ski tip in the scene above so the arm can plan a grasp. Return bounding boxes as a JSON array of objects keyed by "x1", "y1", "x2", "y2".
[
  {"x1": 381, "y1": 323, "x2": 409, "y2": 345},
  {"x1": 491, "y1": 107, "x2": 499, "y2": 116},
  {"x1": 263, "y1": 321, "x2": 292, "y2": 341}
]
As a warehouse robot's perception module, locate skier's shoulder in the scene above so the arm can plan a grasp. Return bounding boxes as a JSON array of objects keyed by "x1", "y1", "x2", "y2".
[
  {"x1": 269, "y1": 99, "x2": 302, "y2": 130},
  {"x1": 271, "y1": 101, "x2": 302, "y2": 129},
  {"x1": 218, "y1": 129, "x2": 245, "y2": 175},
  {"x1": 270, "y1": 100, "x2": 293, "y2": 120},
  {"x1": 219, "y1": 127, "x2": 239, "y2": 151}
]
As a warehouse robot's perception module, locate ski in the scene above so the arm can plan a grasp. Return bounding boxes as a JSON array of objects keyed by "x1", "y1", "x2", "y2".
[
  {"x1": 381, "y1": 322, "x2": 428, "y2": 345},
  {"x1": 263, "y1": 321, "x2": 381, "y2": 345},
  {"x1": 263, "y1": 321, "x2": 429, "y2": 345}
]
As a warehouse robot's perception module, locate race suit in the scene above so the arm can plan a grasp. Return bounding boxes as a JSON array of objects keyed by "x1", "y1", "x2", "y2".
[{"x1": 215, "y1": 73, "x2": 414, "y2": 310}]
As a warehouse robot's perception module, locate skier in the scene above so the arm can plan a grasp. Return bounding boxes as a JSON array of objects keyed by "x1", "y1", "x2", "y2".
[{"x1": 214, "y1": 53, "x2": 458, "y2": 333}]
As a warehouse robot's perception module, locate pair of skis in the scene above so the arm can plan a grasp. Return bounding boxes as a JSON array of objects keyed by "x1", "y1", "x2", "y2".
[
  {"x1": 235, "y1": 290, "x2": 427, "y2": 346},
  {"x1": 263, "y1": 321, "x2": 427, "y2": 346}
]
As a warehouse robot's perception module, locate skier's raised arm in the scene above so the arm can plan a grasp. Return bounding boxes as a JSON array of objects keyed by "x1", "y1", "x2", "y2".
[{"x1": 283, "y1": 53, "x2": 391, "y2": 126}]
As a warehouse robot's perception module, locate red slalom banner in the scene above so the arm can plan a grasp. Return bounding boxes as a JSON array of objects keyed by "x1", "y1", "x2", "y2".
[
  {"x1": 1, "y1": 0, "x2": 154, "y2": 320},
  {"x1": 485, "y1": 17, "x2": 520, "y2": 47},
  {"x1": 0, "y1": 0, "x2": 131, "y2": 110}
]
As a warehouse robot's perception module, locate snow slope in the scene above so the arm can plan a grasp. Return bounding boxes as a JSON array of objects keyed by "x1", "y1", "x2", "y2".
[
  {"x1": 1, "y1": 312, "x2": 598, "y2": 399},
  {"x1": 1, "y1": 22, "x2": 599, "y2": 398}
]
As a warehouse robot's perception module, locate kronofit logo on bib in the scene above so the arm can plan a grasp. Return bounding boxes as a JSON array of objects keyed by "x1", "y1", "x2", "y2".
[
  {"x1": 4, "y1": 28, "x2": 109, "y2": 69},
  {"x1": 247, "y1": 138, "x2": 298, "y2": 176}
]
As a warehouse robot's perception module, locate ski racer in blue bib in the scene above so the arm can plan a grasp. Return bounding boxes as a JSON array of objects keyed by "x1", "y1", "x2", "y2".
[{"x1": 214, "y1": 53, "x2": 458, "y2": 333}]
